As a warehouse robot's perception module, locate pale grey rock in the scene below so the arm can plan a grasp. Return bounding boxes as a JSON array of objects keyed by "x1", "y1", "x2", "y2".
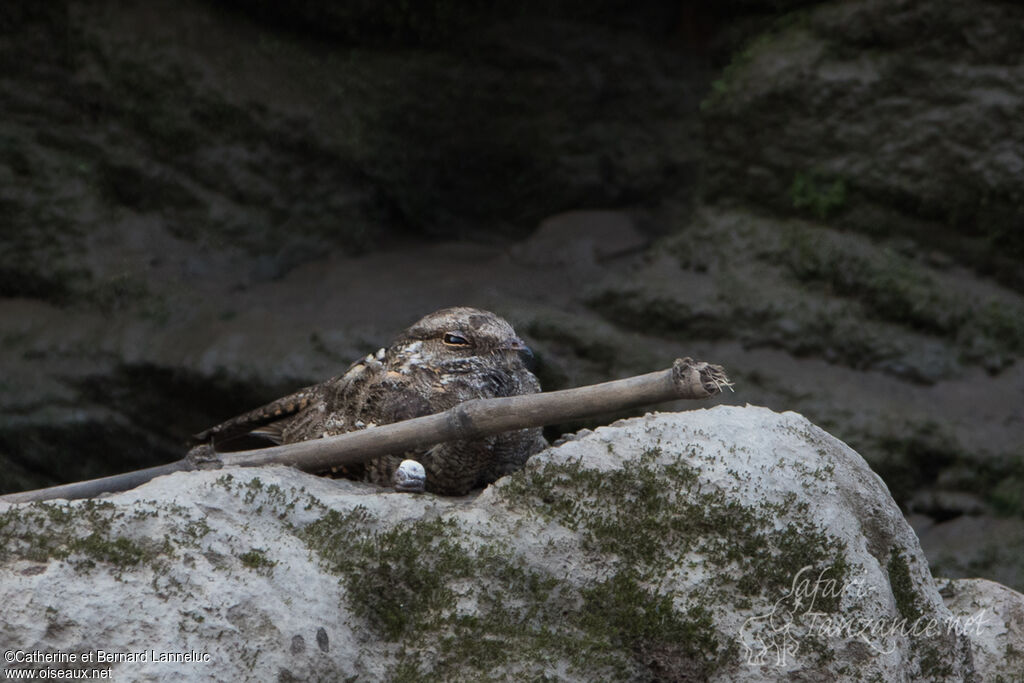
[
  {"x1": 0, "y1": 406, "x2": 1018, "y2": 680},
  {"x1": 938, "y1": 578, "x2": 1024, "y2": 679}
]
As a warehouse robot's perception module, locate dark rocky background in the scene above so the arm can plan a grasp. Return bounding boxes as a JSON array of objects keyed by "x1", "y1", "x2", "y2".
[{"x1": 2, "y1": 0, "x2": 1022, "y2": 590}]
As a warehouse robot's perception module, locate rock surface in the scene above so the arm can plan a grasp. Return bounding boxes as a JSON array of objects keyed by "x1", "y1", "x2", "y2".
[
  {"x1": 938, "y1": 577, "x2": 1024, "y2": 681},
  {"x1": 2, "y1": 406, "x2": 1019, "y2": 681},
  {"x1": 701, "y1": 0, "x2": 1024, "y2": 283}
]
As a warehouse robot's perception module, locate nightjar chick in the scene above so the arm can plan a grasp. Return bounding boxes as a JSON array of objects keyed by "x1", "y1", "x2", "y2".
[{"x1": 189, "y1": 307, "x2": 547, "y2": 495}]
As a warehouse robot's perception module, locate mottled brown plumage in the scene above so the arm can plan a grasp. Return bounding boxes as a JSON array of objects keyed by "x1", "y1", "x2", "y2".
[{"x1": 189, "y1": 307, "x2": 546, "y2": 495}]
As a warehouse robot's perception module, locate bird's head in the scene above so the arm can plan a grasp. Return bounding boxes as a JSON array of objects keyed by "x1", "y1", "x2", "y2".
[{"x1": 395, "y1": 307, "x2": 534, "y2": 369}]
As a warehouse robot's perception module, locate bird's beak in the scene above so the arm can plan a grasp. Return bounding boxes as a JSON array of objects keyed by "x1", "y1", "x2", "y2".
[{"x1": 504, "y1": 337, "x2": 535, "y2": 366}]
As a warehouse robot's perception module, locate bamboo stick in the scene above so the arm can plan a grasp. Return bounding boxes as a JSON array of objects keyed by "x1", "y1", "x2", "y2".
[{"x1": 0, "y1": 358, "x2": 730, "y2": 504}]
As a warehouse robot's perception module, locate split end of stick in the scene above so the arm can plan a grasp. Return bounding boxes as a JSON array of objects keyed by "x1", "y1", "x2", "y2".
[{"x1": 672, "y1": 357, "x2": 734, "y2": 398}]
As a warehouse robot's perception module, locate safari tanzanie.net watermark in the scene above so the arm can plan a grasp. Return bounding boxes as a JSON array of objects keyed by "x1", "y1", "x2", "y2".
[{"x1": 737, "y1": 564, "x2": 991, "y2": 667}]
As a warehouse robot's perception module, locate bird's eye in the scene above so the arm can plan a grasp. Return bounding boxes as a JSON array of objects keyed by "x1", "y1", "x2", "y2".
[{"x1": 443, "y1": 332, "x2": 471, "y2": 346}]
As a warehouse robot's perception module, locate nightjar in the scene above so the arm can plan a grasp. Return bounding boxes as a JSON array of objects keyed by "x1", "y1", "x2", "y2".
[{"x1": 188, "y1": 307, "x2": 547, "y2": 495}]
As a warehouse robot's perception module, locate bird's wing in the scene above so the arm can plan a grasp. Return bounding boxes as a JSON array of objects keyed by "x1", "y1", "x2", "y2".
[
  {"x1": 188, "y1": 348, "x2": 391, "y2": 449},
  {"x1": 188, "y1": 384, "x2": 320, "y2": 447}
]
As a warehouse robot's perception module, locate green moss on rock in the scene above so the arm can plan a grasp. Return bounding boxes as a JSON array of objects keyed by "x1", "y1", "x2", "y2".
[
  {"x1": 580, "y1": 569, "x2": 722, "y2": 679},
  {"x1": 238, "y1": 547, "x2": 277, "y2": 573},
  {"x1": 499, "y1": 449, "x2": 849, "y2": 604},
  {"x1": 298, "y1": 453, "x2": 803, "y2": 681},
  {"x1": 0, "y1": 500, "x2": 171, "y2": 573},
  {"x1": 297, "y1": 444, "x2": 854, "y2": 678},
  {"x1": 791, "y1": 171, "x2": 847, "y2": 221},
  {"x1": 887, "y1": 548, "x2": 923, "y2": 623}
]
